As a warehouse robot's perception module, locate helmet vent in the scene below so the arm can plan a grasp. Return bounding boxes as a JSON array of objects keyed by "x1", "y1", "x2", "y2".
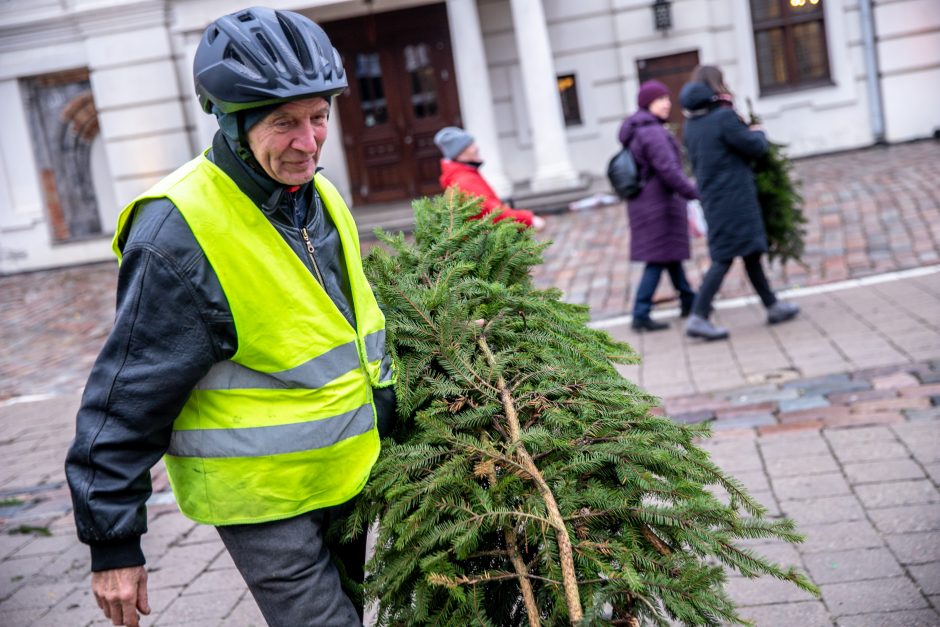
[
  {"x1": 225, "y1": 47, "x2": 244, "y2": 66},
  {"x1": 236, "y1": 12, "x2": 255, "y2": 22},
  {"x1": 256, "y1": 34, "x2": 279, "y2": 64},
  {"x1": 207, "y1": 27, "x2": 219, "y2": 45}
]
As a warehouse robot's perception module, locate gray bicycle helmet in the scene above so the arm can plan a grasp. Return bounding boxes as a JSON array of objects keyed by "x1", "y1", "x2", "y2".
[{"x1": 194, "y1": 6, "x2": 347, "y2": 114}]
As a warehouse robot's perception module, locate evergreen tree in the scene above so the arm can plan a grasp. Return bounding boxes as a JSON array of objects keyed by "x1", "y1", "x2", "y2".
[
  {"x1": 748, "y1": 100, "x2": 808, "y2": 265},
  {"x1": 351, "y1": 194, "x2": 817, "y2": 626}
]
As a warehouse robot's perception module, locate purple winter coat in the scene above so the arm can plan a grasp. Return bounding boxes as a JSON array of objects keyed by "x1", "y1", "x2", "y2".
[{"x1": 618, "y1": 109, "x2": 699, "y2": 262}]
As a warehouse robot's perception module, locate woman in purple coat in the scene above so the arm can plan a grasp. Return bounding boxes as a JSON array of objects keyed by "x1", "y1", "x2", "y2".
[{"x1": 619, "y1": 80, "x2": 699, "y2": 331}]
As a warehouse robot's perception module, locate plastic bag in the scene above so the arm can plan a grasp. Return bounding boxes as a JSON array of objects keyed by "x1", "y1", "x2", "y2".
[{"x1": 687, "y1": 199, "x2": 707, "y2": 238}]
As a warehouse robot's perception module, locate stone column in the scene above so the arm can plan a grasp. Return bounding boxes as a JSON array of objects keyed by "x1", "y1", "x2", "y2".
[
  {"x1": 444, "y1": 0, "x2": 511, "y2": 197},
  {"x1": 508, "y1": 0, "x2": 579, "y2": 191}
]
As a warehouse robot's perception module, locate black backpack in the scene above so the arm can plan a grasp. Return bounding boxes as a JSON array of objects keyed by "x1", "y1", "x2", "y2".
[{"x1": 607, "y1": 144, "x2": 643, "y2": 199}]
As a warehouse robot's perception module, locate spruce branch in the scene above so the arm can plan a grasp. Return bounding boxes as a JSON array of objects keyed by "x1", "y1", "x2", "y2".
[{"x1": 478, "y1": 334, "x2": 584, "y2": 624}]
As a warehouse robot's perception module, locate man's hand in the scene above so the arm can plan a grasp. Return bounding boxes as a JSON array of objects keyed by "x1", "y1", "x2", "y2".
[
  {"x1": 92, "y1": 566, "x2": 150, "y2": 626},
  {"x1": 531, "y1": 215, "x2": 547, "y2": 232}
]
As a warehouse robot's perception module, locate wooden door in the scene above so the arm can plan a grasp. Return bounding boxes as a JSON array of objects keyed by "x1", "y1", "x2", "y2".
[
  {"x1": 325, "y1": 4, "x2": 462, "y2": 205},
  {"x1": 637, "y1": 50, "x2": 700, "y2": 136}
]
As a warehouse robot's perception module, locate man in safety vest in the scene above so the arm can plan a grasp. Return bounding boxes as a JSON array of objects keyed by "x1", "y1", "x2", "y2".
[{"x1": 65, "y1": 7, "x2": 395, "y2": 626}]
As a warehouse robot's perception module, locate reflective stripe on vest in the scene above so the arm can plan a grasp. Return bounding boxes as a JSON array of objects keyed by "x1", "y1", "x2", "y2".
[{"x1": 114, "y1": 154, "x2": 395, "y2": 526}]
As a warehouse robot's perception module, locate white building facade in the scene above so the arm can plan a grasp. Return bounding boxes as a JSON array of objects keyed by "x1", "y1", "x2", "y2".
[{"x1": 1, "y1": 0, "x2": 937, "y2": 273}]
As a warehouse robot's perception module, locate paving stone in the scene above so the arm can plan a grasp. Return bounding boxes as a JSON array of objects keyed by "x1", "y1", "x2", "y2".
[
  {"x1": 225, "y1": 595, "x2": 267, "y2": 627},
  {"x1": 852, "y1": 397, "x2": 932, "y2": 414},
  {"x1": 725, "y1": 574, "x2": 818, "y2": 606},
  {"x1": 885, "y1": 531, "x2": 940, "y2": 564},
  {"x1": 908, "y1": 443, "x2": 940, "y2": 464},
  {"x1": 31, "y1": 587, "x2": 106, "y2": 627},
  {"x1": 772, "y1": 472, "x2": 852, "y2": 501},
  {"x1": 0, "y1": 607, "x2": 46, "y2": 627},
  {"x1": 780, "y1": 495, "x2": 867, "y2": 525},
  {"x1": 828, "y1": 388, "x2": 897, "y2": 405},
  {"x1": 779, "y1": 404, "x2": 852, "y2": 424},
  {"x1": 909, "y1": 563, "x2": 940, "y2": 596},
  {"x1": 739, "y1": 601, "x2": 831, "y2": 627},
  {"x1": 669, "y1": 408, "x2": 715, "y2": 424},
  {"x1": 917, "y1": 371, "x2": 940, "y2": 385},
  {"x1": 760, "y1": 433, "x2": 830, "y2": 459},
  {"x1": 13, "y1": 536, "x2": 78, "y2": 559},
  {"x1": 727, "y1": 386, "x2": 800, "y2": 405},
  {"x1": 925, "y1": 463, "x2": 940, "y2": 485},
  {"x1": 0, "y1": 581, "x2": 76, "y2": 610},
  {"x1": 743, "y1": 541, "x2": 803, "y2": 569},
  {"x1": 823, "y1": 576, "x2": 928, "y2": 616},
  {"x1": 836, "y1": 609, "x2": 940, "y2": 627},
  {"x1": 868, "y1": 503, "x2": 940, "y2": 534},
  {"x1": 844, "y1": 459, "x2": 926, "y2": 484},
  {"x1": 854, "y1": 480, "x2": 940, "y2": 508},
  {"x1": 181, "y1": 568, "x2": 246, "y2": 595},
  {"x1": 765, "y1": 453, "x2": 840, "y2": 478},
  {"x1": 153, "y1": 588, "x2": 243, "y2": 625},
  {"x1": 759, "y1": 421, "x2": 824, "y2": 436},
  {"x1": 825, "y1": 411, "x2": 906, "y2": 428},
  {"x1": 798, "y1": 520, "x2": 883, "y2": 554},
  {"x1": 715, "y1": 401, "x2": 778, "y2": 419},
  {"x1": 899, "y1": 383, "x2": 940, "y2": 398},
  {"x1": 0, "y1": 534, "x2": 31, "y2": 561},
  {"x1": 830, "y1": 440, "x2": 909, "y2": 463},
  {"x1": 712, "y1": 412, "x2": 777, "y2": 430},
  {"x1": 782, "y1": 373, "x2": 851, "y2": 391},
  {"x1": 872, "y1": 372, "x2": 922, "y2": 390},
  {"x1": 824, "y1": 425, "x2": 897, "y2": 445},
  {"x1": 803, "y1": 547, "x2": 904, "y2": 584},
  {"x1": 892, "y1": 422, "x2": 940, "y2": 445},
  {"x1": 779, "y1": 395, "x2": 831, "y2": 413}
]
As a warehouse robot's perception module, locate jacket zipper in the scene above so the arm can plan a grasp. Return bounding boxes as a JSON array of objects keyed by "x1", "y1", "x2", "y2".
[{"x1": 299, "y1": 226, "x2": 326, "y2": 286}]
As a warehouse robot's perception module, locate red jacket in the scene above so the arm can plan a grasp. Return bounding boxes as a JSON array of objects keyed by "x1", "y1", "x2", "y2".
[{"x1": 438, "y1": 160, "x2": 535, "y2": 227}]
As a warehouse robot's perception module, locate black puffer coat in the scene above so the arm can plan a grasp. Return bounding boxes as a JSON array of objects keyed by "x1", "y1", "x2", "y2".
[{"x1": 679, "y1": 82, "x2": 769, "y2": 262}]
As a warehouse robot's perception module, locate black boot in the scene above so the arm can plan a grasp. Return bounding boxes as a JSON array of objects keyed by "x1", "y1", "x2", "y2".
[{"x1": 632, "y1": 317, "x2": 669, "y2": 332}]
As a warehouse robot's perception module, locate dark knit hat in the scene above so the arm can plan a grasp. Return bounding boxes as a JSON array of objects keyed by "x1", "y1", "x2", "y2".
[
  {"x1": 434, "y1": 126, "x2": 474, "y2": 160},
  {"x1": 637, "y1": 80, "x2": 670, "y2": 110},
  {"x1": 212, "y1": 103, "x2": 280, "y2": 143}
]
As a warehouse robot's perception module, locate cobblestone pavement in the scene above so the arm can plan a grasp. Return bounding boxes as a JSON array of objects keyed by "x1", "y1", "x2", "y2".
[
  {"x1": 1, "y1": 315, "x2": 938, "y2": 626},
  {"x1": 532, "y1": 139, "x2": 940, "y2": 320}
]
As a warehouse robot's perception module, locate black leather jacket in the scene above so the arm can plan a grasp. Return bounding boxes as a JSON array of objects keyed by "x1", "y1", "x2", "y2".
[{"x1": 65, "y1": 132, "x2": 395, "y2": 571}]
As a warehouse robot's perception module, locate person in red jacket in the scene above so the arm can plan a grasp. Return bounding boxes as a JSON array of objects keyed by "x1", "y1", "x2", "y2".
[{"x1": 434, "y1": 127, "x2": 546, "y2": 230}]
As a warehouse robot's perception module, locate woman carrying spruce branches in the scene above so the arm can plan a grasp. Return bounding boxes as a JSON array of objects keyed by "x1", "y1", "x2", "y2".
[{"x1": 679, "y1": 65, "x2": 799, "y2": 341}]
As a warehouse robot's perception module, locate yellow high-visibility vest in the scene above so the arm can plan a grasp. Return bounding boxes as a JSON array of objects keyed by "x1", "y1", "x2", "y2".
[{"x1": 114, "y1": 154, "x2": 395, "y2": 526}]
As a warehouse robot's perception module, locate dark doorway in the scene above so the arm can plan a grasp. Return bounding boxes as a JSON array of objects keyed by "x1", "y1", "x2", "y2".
[
  {"x1": 636, "y1": 50, "x2": 700, "y2": 137},
  {"x1": 324, "y1": 4, "x2": 462, "y2": 205}
]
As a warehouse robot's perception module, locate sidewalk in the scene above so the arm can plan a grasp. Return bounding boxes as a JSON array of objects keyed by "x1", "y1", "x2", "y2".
[{"x1": 1, "y1": 273, "x2": 938, "y2": 626}]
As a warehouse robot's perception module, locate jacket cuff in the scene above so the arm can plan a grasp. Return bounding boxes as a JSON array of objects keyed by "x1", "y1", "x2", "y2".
[{"x1": 89, "y1": 538, "x2": 145, "y2": 572}]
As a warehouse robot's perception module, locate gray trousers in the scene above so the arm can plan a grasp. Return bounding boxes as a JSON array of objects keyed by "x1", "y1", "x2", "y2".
[{"x1": 217, "y1": 507, "x2": 365, "y2": 627}]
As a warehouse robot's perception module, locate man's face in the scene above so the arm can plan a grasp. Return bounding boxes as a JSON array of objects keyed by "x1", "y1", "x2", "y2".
[{"x1": 247, "y1": 96, "x2": 330, "y2": 185}]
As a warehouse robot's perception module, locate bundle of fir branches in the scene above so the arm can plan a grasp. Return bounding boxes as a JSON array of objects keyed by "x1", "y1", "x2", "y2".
[
  {"x1": 350, "y1": 193, "x2": 817, "y2": 626},
  {"x1": 747, "y1": 100, "x2": 808, "y2": 265}
]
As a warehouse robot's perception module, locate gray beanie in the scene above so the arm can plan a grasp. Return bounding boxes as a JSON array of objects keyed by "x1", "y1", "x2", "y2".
[{"x1": 434, "y1": 126, "x2": 474, "y2": 160}]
